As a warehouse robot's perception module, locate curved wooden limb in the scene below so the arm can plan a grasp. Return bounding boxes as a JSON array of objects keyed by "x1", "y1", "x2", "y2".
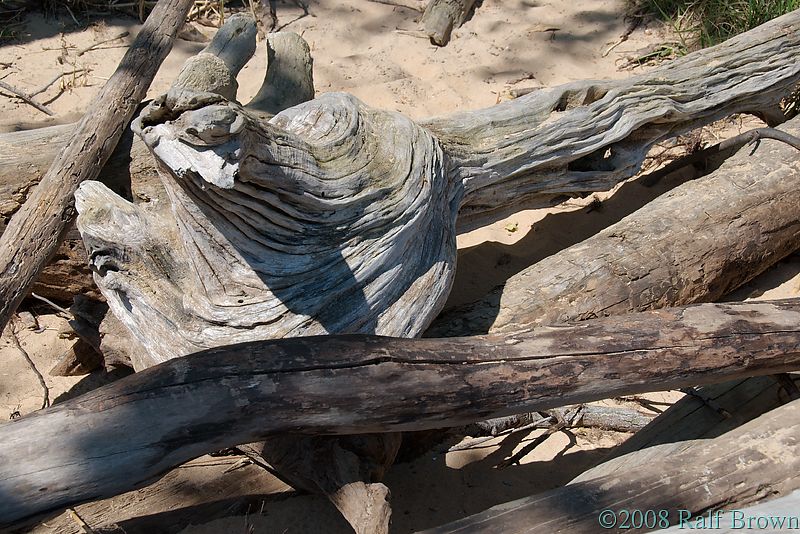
[
  {"x1": 423, "y1": 10, "x2": 800, "y2": 230},
  {"x1": 428, "y1": 114, "x2": 800, "y2": 337},
  {"x1": 2, "y1": 298, "x2": 800, "y2": 524}
]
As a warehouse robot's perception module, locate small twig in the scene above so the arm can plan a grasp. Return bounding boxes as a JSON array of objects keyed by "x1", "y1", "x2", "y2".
[
  {"x1": 641, "y1": 127, "x2": 800, "y2": 187},
  {"x1": 29, "y1": 69, "x2": 87, "y2": 97},
  {"x1": 603, "y1": 16, "x2": 642, "y2": 57},
  {"x1": 395, "y1": 28, "x2": 430, "y2": 39},
  {"x1": 78, "y1": 31, "x2": 130, "y2": 56},
  {"x1": 30, "y1": 292, "x2": 75, "y2": 319},
  {"x1": 0, "y1": 80, "x2": 54, "y2": 116},
  {"x1": 5, "y1": 318, "x2": 50, "y2": 410},
  {"x1": 64, "y1": 4, "x2": 80, "y2": 26},
  {"x1": 67, "y1": 507, "x2": 96, "y2": 534}
]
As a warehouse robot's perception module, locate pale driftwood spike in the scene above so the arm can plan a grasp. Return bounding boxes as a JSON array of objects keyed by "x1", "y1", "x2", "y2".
[
  {"x1": 422, "y1": 0, "x2": 477, "y2": 46},
  {"x1": 163, "y1": 13, "x2": 257, "y2": 108},
  {"x1": 2, "y1": 298, "x2": 800, "y2": 524},
  {"x1": 246, "y1": 32, "x2": 315, "y2": 115}
]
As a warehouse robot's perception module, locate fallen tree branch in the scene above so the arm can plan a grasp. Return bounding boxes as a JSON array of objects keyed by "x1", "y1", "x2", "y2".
[
  {"x1": 2, "y1": 298, "x2": 800, "y2": 523},
  {"x1": 429, "y1": 115, "x2": 800, "y2": 337},
  {"x1": 0, "y1": 79, "x2": 54, "y2": 116},
  {"x1": 3, "y1": 318, "x2": 49, "y2": 410},
  {"x1": 0, "y1": 0, "x2": 194, "y2": 334}
]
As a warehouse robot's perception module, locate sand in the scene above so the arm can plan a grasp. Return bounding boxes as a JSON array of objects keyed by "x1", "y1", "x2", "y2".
[{"x1": 0, "y1": 1, "x2": 798, "y2": 532}]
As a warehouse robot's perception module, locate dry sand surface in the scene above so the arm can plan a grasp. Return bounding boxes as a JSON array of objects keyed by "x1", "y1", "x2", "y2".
[{"x1": 0, "y1": 0, "x2": 799, "y2": 532}]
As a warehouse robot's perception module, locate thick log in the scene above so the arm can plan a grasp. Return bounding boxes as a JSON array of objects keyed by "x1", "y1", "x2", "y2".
[
  {"x1": 2, "y1": 298, "x2": 800, "y2": 523},
  {"x1": 421, "y1": 0, "x2": 477, "y2": 46},
  {"x1": 0, "y1": 0, "x2": 194, "y2": 332},
  {"x1": 428, "y1": 114, "x2": 800, "y2": 338},
  {"x1": 419, "y1": 397, "x2": 800, "y2": 534}
]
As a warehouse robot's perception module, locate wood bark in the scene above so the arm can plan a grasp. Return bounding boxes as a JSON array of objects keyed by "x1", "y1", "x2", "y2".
[
  {"x1": 2, "y1": 298, "x2": 800, "y2": 523},
  {"x1": 421, "y1": 0, "x2": 477, "y2": 46},
  {"x1": 418, "y1": 397, "x2": 800, "y2": 534},
  {"x1": 0, "y1": 0, "x2": 194, "y2": 332},
  {"x1": 428, "y1": 114, "x2": 800, "y2": 338}
]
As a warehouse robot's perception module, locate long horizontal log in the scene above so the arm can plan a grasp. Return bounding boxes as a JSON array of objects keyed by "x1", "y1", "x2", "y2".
[
  {"x1": 2, "y1": 298, "x2": 800, "y2": 523},
  {"x1": 419, "y1": 396, "x2": 800, "y2": 534},
  {"x1": 428, "y1": 113, "x2": 800, "y2": 338}
]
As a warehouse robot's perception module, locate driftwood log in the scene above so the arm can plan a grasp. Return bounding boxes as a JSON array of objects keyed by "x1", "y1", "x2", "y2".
[
  {"x1": 421, "y1": 0, "x2": 477, "y2": 46},
  {"x1": 420, "y1": 396, "x2": 800, "y2": 534},
  {"x1": 2, "y1": 298, "x2": 800, "y2": 524},
  {"x1": 428, "y1": 114, "x2": 800, "y2": 337},
  {"x1": 0, "y1": 0, "x2": 194, "y2": 331}
]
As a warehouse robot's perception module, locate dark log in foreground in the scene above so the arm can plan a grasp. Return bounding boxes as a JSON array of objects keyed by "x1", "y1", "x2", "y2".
[
  {"x1": 2, "y1": 298, "x2": 800, "y2": 523},
  {"x1": 0, "y1": 0, "x2": 194, "y2": 331},
  {"x1": 419, "y1": 397, "x2": 800, "y2": 534},
  {"x1": 429, "y1": 113, "x2": 800, "y2": 338}
]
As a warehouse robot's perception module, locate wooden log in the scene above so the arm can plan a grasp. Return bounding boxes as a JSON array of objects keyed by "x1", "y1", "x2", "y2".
[
  {"x1": 1, "y1": 12, "x2": 797, "y2": 307},
  {"x1": 428, "y1": 114, "x2": 800, "y2": 338},
  {"x1": 2, "y1": 298, "x2": 800, "y2": 524},
  {"x1": 418, "y1": 397, "x2": 800, "y2": 534},
  {"x1": 421, "y1": 0, "x2": 477, "y2": 46},
  {"x1": 0, "y1": 0, "x2": 194, "y2": 332}
]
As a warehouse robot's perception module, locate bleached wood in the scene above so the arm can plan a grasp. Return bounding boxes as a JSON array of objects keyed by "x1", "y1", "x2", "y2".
[
  {"x1": 429, "y1": 114, "x2": 800, "y2": 337},
  {"x1": 419, "y1": 398, "x2": 800, "y2": 534},
  {"x1": 0, "y1": 0, "x2": 194, "y2": 332}
]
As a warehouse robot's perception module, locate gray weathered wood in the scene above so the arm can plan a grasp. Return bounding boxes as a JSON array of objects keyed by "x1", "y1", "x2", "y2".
[
  {"x1": 428, "y1": 114, "x2": 800, "y2": 338},
  {"x1": 419, "y1": 398, "x2": 800, "y2": 534},
  {"x1": 0, "y1": 0, "x2": 195, "y2": 332},
  {"x1": 421, "y1": 0, "x2": 477, "y2": 46},
  {"x1": 2, "y1": 298, "x2": 800, "y2": 524}
]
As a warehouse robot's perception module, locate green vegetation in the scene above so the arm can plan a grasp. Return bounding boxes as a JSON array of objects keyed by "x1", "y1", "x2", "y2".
[{"x1": 631, "y1": 0, "x2": 800, "y2": 50}]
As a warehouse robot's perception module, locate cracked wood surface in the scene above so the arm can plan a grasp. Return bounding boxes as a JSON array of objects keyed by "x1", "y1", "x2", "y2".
[
  {"x1": 73, "y1": 10, "x2": 800, "y2": 370},
  {"x1": 1, "y1": 298, "x2": 800, "y2": 523}
]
